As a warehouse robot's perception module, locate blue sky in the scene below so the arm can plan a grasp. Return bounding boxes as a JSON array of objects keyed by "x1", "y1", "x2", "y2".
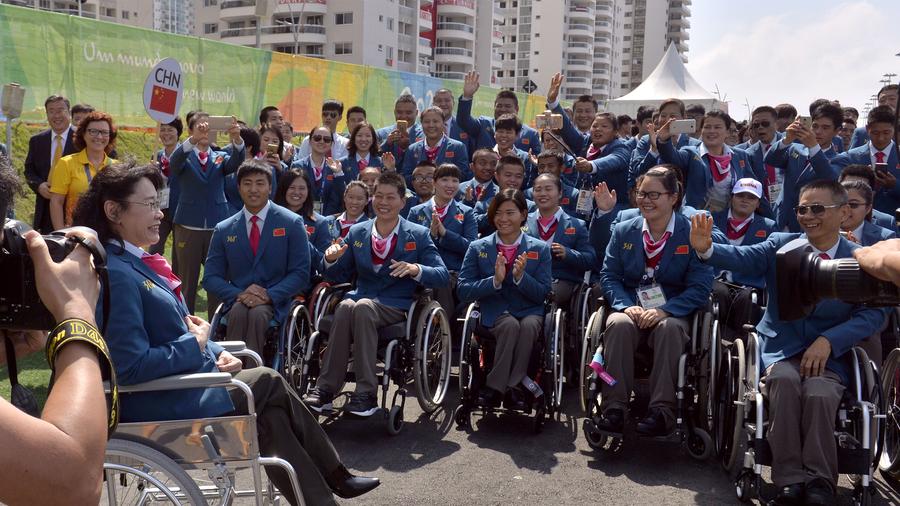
[{"x1": 685, "y1": 0, "x2": 894, "y2": 120}]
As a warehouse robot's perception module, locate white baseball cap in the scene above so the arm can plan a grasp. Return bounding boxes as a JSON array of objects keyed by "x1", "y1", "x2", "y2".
[{"x1": 732, "y1": 178, "x2": 763, "y2": 199}]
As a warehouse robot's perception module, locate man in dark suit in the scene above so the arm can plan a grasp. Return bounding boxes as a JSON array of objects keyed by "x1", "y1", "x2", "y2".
[{"x1": 23, "y1": 95, "x2": 75, "y2": 233}]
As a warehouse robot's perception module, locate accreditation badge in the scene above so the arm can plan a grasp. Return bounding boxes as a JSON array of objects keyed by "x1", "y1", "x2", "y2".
[{"x1": 637, "y1": 283, "x2": 666, "y2": 310}]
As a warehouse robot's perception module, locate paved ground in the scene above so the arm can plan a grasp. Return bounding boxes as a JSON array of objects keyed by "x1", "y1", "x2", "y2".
[{"x1": 223, "y1": 380, "x2": 899, "y2": 505}]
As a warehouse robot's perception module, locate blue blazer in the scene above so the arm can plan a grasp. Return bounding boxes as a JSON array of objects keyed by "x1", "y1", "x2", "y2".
[
  {"x1": 400, "y1": 137, "x2": 471, "y2": 183},
  {"x1": 202, "y1": 204, "x2": 311, "y2": 324},
  {"x1": 289, "y1": 155, "x2": 332, "y2": 204},
  {"x1": 550, "y1": 101, "x2": 589, "y2": 157},
  {"x1": 764, "y1": 141, "x2": 838, "y2": 232},
  {"x1": 407, "y1": 199, "x2": 477, "y2": 271},
  {"x1": 337, "y1": 153, "x2": 384, "y2": 182},
  {"x1": 377, "y1": 123, "x2": 420, "y2": 167},
  {"x1": 711, "y1": 211, "x2": 776, "y2": 288},
  {"x1": 831, "y1": 144, "x2": 900, "y2": 215},
  {"x1": 584, "y1": 138, "x2": 632, "y2": 207},
  {"x1": 169, "y1": 143, "x2": 245, "y2": 228},
  {"x1": 157, "y1": 149, "x2": 181, "y2": 217},
  {"x1": 524, "y1": 182, "x2": 580, "y2": 217},
  {"x1": 312, "y1": 213, "x2": 370, "y2": 254},
  {"x1": 629, "y1": 134, "x2": 700, "y2": 189},
  {"x1": 705, "y1": 234, "x2": 888, "y2": 383},
  {"x1": 741, "y1": 138, "x2": 786, "y2": 219},
  {"x1": 600, "y1": 213, "x2": 714, "y2": 317},
  {"x1": 321, "y1": 218, "x2": 449, "y2": 310},
  {"x1": 457, "y1": 233, "x2": 552, "y2": 327},
  {"x1": 102, "y1": 243, "x2": 231, "y2": 423},
  {"x1": 850, "y1": 126, "x2": 869, "y2": 149},
  {"x1": 300, "y1": 212, "x2": 326, "y2": 274},
  {"x1": 457, "y1": 178, "x2": 499, "y2": 206},
  {"x1": 319, "y1": 155, "x2": 383, "y2": 216},
  {"x1": 525, "y1": 211, "x2": 595, "y2": 283},
  {"x1": 473, "y1": 194, "x2": 537, "y2": 236},
  {"x1": 872, "y1": 209, "x2": 897, "y2": 231},
  {"x1": 857, "y1": 219, "x2": 897, "y2": 246},
  {"x1": 658, "y1": 141, "x2": 763, "y2": 212},
  {"x1": 456, "y1": 98, "x2": 542, "y2": 154}
]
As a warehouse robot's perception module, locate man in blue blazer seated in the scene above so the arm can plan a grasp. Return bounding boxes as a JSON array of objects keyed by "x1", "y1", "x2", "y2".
[
  {"x1": 400, "y1": 106, "x2": 471, "y2": 184},
  {"x1": 831, "y1": 106, "x2": 899, "y2": 216},
  {"x1": 169, "y1": 114, "x2": 245, "y2": 319},
  {"x1": 401, "y1": 161, "x2": 436, "y2": 218},
  {"x1": 203, "y1": 160, "x2": 311, "y2": 357},
  {"x1": 408, "y1": 164, "x2": 477, "y2": 318},
  {"x1": 456, "y1": 70, "x2": 542, "y2": 155},
  {"x1": 303, "y1": 172, "x2": 449, "y2": 417},
  {"x1": 690, "y1": 180, "x2": 888, "y2": 506},
  {"x1": 457, "y1": 148, "x2": 500, "y2": 206},
  {"x1": 764, "y1": 104, "x2": 843, "y2": 232}
]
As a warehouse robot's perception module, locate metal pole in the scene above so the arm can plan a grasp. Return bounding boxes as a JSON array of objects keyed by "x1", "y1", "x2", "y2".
[{"x1": 5, "y1": 121, "x2": 12, "y2": 163}]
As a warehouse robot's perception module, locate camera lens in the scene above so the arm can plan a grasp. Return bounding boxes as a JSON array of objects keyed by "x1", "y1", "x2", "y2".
[{"x1": 813, "y1": 257, "x2": 900, "y2": 305}]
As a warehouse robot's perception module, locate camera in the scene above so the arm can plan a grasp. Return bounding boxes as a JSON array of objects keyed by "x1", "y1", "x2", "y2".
[
  {"x1": 776, "y1": 238, "x2": 900, "y2": 320},
  {"x1": 0, "y1": 219, "x2": 105, "y2": 330}
]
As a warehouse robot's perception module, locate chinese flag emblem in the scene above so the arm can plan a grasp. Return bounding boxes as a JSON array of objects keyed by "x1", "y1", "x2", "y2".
[{"x1": 150, "y1": 85, "x2": 177, "y2": 115}]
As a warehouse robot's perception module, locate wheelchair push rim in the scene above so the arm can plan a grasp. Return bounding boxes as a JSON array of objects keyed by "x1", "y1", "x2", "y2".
[
  {"x1": 881, "y1": 348, "x2": 900, "y2": 476},
  {"x1": 283, "y1": 303, "x2": 313, "y2": 395},
  {"x1": 414, "y1": 301, "x2": 453, "y2": 413}
]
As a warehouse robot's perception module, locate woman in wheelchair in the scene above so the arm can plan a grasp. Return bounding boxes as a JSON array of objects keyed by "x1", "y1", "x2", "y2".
[
  {"x1": 275, "y1": 168, "x2": 327, "y2": 278},
  {"x1": 303, "y1": 171, "x2": 449, "y2": 417},
  {"x1": 312, "y1": 180, "x2": 370, "y2": 255},
  {"x1": 597, "y1": 166, "x2": 714, "y2": 436},
  {"x1": 525, "y1": 173, "x2": 595, "y2": 307},
  {"x1": 75, "y1": 162, "x2": 379, "y2": 506},
  {"x1": 457, "y1": 188, "x2": 552, "y2": 409}
]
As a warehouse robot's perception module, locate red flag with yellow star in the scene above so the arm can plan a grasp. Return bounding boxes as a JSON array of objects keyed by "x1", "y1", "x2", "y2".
[{"x1": 149, "y1": 85, "x2": 177, "y2": 115}]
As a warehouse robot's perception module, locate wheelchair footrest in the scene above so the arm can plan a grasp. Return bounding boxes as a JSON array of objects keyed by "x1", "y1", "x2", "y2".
[{"x1": 836, "y1": 448, "x2": 871, "y2": 475}]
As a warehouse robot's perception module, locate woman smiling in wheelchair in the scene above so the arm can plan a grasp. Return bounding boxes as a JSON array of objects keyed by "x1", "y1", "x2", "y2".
[
  {"x1": 597, "y1": 166, "x2": 714, "y2": 436},
  {"x1": 457, "y1": 189, "x2": 552, "y2": 408}
]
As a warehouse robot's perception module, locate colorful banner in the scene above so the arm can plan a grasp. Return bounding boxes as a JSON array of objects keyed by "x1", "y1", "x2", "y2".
[{"x1": 0, "y1": 4, "x2": 547, "y2": 131}]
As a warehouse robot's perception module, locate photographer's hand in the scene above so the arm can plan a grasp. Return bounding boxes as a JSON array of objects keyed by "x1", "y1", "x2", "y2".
[
  {"x1": 853, "y1": 238, "x2": 900, "y2": 286},
  {"x1": 25, "y1": 229, "x2": 99, "y2": 322}
]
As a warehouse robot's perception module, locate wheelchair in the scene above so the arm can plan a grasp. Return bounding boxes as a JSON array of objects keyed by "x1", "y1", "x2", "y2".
[
  {"x1": 560, "y1": 275, "x2": 600, "y2": 387},
  {"x1": 721, "y1": 331, "x2": 884, "y2": 505},
  {"x1": 580, "y1": 297, "x2": 717, "y2": 459},
  {"x1": 453, "y1": 297, "x2": 566, "y2": 433},
  {"x1": 882, "y1": 342, "x2": 900, "y2": 482},
  {"x1": 101, "y1": 344, "x2": 304, "y2": 505},
  {"x1": 294, "y1": 284, "x2": 453, "y2": 435}
]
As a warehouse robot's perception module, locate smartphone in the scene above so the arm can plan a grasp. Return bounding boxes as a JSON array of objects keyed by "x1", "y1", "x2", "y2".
[
  {"x1": 669, "y1": 119, "x2": 696, "y2": 135},
  {"x1": 535, "y1": 112, "x2": 563, "y2": 130},
  {"x1": 206, "y1": 115, "x2": 232, "y2": 131},
  {"x1": 798, "y1": 116, "x2": 812, "y2": 129},
  {"x1": 266, "y1": 143, "x2": 279, "y2": 156},
  {"x1": 875, "y1": 162, "x2": 889, "y2": 174},
  {"x1": 396, "y1": 120, "x2": 409, "y2": 132}
]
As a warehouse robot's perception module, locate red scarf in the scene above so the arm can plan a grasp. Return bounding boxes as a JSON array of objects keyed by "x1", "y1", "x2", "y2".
[
  {"x1": 497, "y1": 242, "x2": 518, "y2": 267},
  {"x1": 358, "y1": 157, "x2": 369, "y2": 171},
  {"x1": 726, "y1": 216, "x2": 753, "y2": 241},
  {"x1": 537, "y1": 214, "x2": 558, "y2": 242},
  {"x1": 339, "y1": 215, "x2": 357, "y2": 238},
  {"x1": 197, "y1": 150, "x2": 209, "y2": 172},
  {"x1": 707, "y1": 153, "x2": 732, "y2": 182},
  {"x1": 586, "y1": 143, "x2": 604, "y2": 161},
  {"x1": 424, "y1": 137, "x2": 444, "y2": 162},
  {"x1": 433, "y1": 200, "x2": 450, "y2": 222},
  {"x1": 312, "y1": 158, "x2": 325, "y2": 181},
  {"x1": 371, "y1": 231, "x2": 398, "y2": 266},
  {"x1": 142, "y1": 253, "x2": 182, "y2": 297},
  {"x1": 642, "y1": 230, "x2": 671, "y2": 270},
  {"x1": 160, "y1": 155, "x2": 170, "y2": 177}
]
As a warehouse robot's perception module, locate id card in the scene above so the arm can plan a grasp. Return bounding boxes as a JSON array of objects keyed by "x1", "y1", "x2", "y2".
[
  {"x1": 637, "y1": 283, "x2": 666, "y2": 310},
  {"x1": 313, "y1": 200, "x2": 323, "y2": 215},
  {"x1": 767, "y1": 182, "x2": 782, "y2": 204},
  {"x1": 158, "y1": 187, "x2": 170, "y2": 210},
  {"x1": 576, "y1": 189, "x2": 593, "y2": 214}
]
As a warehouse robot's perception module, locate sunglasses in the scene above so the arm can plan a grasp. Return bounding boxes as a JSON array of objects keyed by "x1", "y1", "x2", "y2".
[
  {"x1": 311, "y1": 135, "x2": 333, "y2": 143},
  {"x1": 794, "y1": 203, "x2": 842, "y2": 216},
  {"x1": 322, "y1": 111, "x2": 339, "y2": 119},
  {"x1": 751, "y1": 121, "x2": 771, "y2": 129}
]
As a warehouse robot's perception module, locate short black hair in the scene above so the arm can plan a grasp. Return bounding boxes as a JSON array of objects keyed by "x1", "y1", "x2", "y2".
[
  {"x1": 259, "y1": 106, "x2": 279, "y2": 127},
  {"x1": 751, "y1": 105, "x2": 777, "y2": 119},
  {"x1": 636, "y1": 106, "x2": 656, "y2": 124},
  {"x1": 537, "y1": 150, "x2": 564, "y2": 166},
  {"x1": 164, "y1": 116, "x2": 184, "y2": 138},
  {"x1": 808, "y1": 99, "x2": 831, "y2": 117},
  {"x1": 812, "y1": 103, "x2": 843, "y2": 130},
  {"x1": 497, "y1": 154, "x2": 525, "y2": 172},
  {"x1": 239, "y1": 127, "x2": 261, "y2": 158},
  {"x1": 44, "y1": 95, "x2": 70, "y2": 110},
  {"x1": 346, "y1": 105, "x2": 367, "y2": 118},
  {"x1": 839, "y1": 164, "x2": 876, "y2": 187},
  {"x1": 322, "y1": 99, "x2": 344, "y2": 115},
  {"x1": 236, "y1": 159, "x2": 272, "y2": 185},
  {"x1": 686, "y1": 104, "x2": 706, "y2": 116},
  {"x1": 70, "y1": 103, "x2": 95, "y2": 116},
  {"x1": 616, "y1": 114, "x2": 633, "y2": 127},
  {"x1": 574, "y1": 95, "x2": 598, "y2": 111},
  {"x1": 187, "y1": 111, "x2": 209, "y2": 130},
  {"x1": 375, "y1": 171, "x2": 407, "y2": 197},
  {"x1": 799, "y1": 179, "x2": 849, "y2": 205},
  {"x1": 495, "y1": 113, "x2": 522, "y2": 134},
  {"x1": 435, "y1": 163, "x2": 461, "y2": 181},
  {"x1": 703, "y1": 110, "x2": 734, "y2": 130},
  {"x1": 495, "y1": 90, "x2": 519, "y2": 108},
  {"x1": 867, "y1": 105, "x2": 896, "y2": 128},
  {"x1": 878, "y1": 84, "x2": 899, "y2": 99},
  {"x1": 775, "y1": 103, "x2": 797, "y2": 120}
]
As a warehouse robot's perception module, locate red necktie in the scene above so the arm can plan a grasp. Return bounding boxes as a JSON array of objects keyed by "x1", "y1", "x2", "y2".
[
  {"x1": 198, "y1": 151, "x2": 208, "y2": 172},
  {"x1": 642, "y1": 230, "x2": 671, "y2": 270},
  {"x1": 160, "y1": 155, "x2": 170, "y2": 177},
  {"x1": 249, "y1": 216, "x2": 260, "y2": 256},
  {"x1": 763, "y1": 143, "x2": 776, "y2": 183},
  {"x1": 141, "y1": 253, "x2": 182, "y2": 297},
  {"x1": 474, "y1": 185, "x2": 483, "y2": 200},
  {"x1": 708, "y1": 153, "x2": 732, "y2": 182},
  {"x1": 875, "y1": 151, "x2": 886, "y2": 164},
  {"x1": 818, "y1": 252, "x2": 830, "y2": 260}
]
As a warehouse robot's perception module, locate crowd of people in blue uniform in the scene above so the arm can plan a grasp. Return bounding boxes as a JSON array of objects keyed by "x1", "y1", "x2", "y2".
[{"x1": 17, "y1": 72, "x2": 900, "y2": 506}]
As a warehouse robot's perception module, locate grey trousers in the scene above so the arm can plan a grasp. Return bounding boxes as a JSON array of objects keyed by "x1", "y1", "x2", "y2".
[
  {"x1": 228, "y1": 367, "x2": 341, "y2": 506},
  {"x1": 600, "y1": 312, "x2": 690, "y2": 422},
  {"x1": 761, "y1": 357, "x2": 844, "y2": 488},
  {"x1": 226, "y1": 302, "x2": 274, "y2": 357},
  {"x1": 173, "y1": 225, "x2": 219, "y2": 320},
  {"x1": 551, "y1": 279, "x2": 576, "y2": 308},
  {"x1": 316, "y1": 298, "x2": 406, "y2": 394},
  {"x1": 487, "y1": 314, "x2": 542, "y2": 392}
]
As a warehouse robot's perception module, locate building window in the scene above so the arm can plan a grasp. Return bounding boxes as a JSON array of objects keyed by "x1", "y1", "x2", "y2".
[
  {"x1": 335, "y1": 12, "x2": 353, "y2": 25},
  {"x1": 121, "y1": 10, "x2": 129, "y2": 19},
  {"x1": 204, "y1": 0, "x2": 217, "y2": 6},
  {"x1": 204, "y1": 23, "x2": 218, "y2": 34},
  {"x1": 39, "y1": 0, "x2": 50, "y2": 8},
  {"x1": 386, "y1": 17, "x2": 394, "y2": 31},
  {"x1": 334, "y1": 42, "x2": 353, "y2": 55}
]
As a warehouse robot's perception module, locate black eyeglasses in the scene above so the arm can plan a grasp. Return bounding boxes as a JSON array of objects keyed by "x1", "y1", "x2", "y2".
[
  {"x1": 751, "y1": 121, "x2": 771, "y2": 129},
  {"x1": 794, "y1": 203, "x2": 843, "y2": 215},
  {"x1": 635, "y1": 191, "x2": 672, "y2": 201},
  {"x1": 311, "y1": 135, "x2": 333, "y2": 143}
]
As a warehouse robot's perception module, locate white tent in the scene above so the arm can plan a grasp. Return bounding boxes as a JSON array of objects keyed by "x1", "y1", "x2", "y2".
[{"x1": 604, "y1": 44, "x2": 727, "y2": 116}]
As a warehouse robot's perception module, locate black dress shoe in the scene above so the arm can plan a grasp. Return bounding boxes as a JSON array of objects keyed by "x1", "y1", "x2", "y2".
[
  {"x1": 477, "y1": 386, "x2": 502, "y2": 408},
  {"x1": 325, "y1": 466, "x2": 380, "y2": 499},
  {"x1": 505, "y1": 387, "x2": 527, "y2": 411},
  {"x1": 596, "y1": 408, "x2": 624, "y2": 432},
  {"x1": 804, "y1": 478, "x2": 835, "y2": 506},
  {"x1": 635, "y1": 408, "x2": 670, "y2": 437},
  {"x1": 771, "y1": 482, "x2": 804, "y2": 506}
]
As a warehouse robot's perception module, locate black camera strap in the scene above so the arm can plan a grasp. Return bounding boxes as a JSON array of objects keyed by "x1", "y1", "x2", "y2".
[
  {"x1": 65, "y1": 233, "x2": 110, "y2": 334},
  {"x1": 2, "y1": 332, "x2": 39, "y2": 417}
]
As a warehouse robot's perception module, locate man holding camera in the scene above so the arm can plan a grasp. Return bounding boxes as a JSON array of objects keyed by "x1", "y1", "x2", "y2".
[
  {"x1": 690, "y1": 179, "x2": 887, "y2": 505},
  {"x1": 0, "y1": 156, "x2": 110, "y2": 504}
]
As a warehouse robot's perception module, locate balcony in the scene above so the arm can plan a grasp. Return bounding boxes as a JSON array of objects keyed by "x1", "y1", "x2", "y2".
[
  {"x1": 435, "y1": 48, "x2": 474, "y2": 66},
  {"x1": 567, "y1": 41, "x2": 591, "y2": 56},
  {"x1": 570, "y1": 5, "x2": 594, "y2": 22},
  {"x1": 668, "y1": 15, "x2": 690, "y2": 28},
  {"x1": 419, "y1": 8, "x2": 433, "y2": 30},
  {"x1": 273, "y1": 0, "x2": 327, "y2": 16},
  {"x1": 435, "y1": 0, "x2": 476, "y2": 17},
  {"x1": 433, "y1": 71, "x2": 467, "y2": 81},
  {"x1": 220, "y1": 24, "x2": 327, "y2": 45},
  {"x1": 669, "y1": 1, "x2": 691, "y2": 15},
  {"x1": 565, "y1": 59, "x2": 592, "y2": 73},
  {"x1": 492, "y1": 29, "x2": 503, "y2": 46},
  {"x1": 567, "y1": 23, "x2": 593, "y2": 39},
  {"x1": 436, "y1": 21, "x2": 475, "y2": 41},
  {"x1": 220, "y1": 0, "x2": 256, "y2": 20}
]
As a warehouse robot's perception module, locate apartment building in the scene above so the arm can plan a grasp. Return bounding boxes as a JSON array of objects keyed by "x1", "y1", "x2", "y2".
[{"x1": 494, "y1": 0, "x2": 689, "y2": 102}]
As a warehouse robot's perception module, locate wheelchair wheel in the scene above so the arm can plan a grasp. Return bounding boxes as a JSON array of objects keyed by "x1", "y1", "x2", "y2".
[
  {"x1": 103, "y1": 438, "x2": 206, "y2": 505},
  {"x1": 580, "y1": 307, "x2": 605, "y2": 414},
  {"x1": 548, "y1": 307, "x2": 565, "y2": 418},
  {"x1": 716, "y1": 338, "x2": 746, "y2": 472},
  {"x1": 881, "y1": 348, "x2": 900, "y2": 477},
  {"x1": 387, "y1": 405, "x2": 404, "y2": 436},
  {"x1": 458, "y1": 304, "x2": 479, "y2": 395},
  {"x1": 413, "y1": 301, "x2": 452, "y2": 413},
  {"x1": 693, "y1": 308, "x2": 715, "y2": 434},
  {"x1": 584, "y1": 423, "x2": 624, "y2": 454},
  {"x1": 283, "y1": 303, "x2": 312, "y2": 395}
]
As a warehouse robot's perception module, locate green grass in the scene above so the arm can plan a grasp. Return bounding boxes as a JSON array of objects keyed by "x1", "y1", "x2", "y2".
[{"x1": 0, "y1": 123, "x2": 212, "y2": 403}]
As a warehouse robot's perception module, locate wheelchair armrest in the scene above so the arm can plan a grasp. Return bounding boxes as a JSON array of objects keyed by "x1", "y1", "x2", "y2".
[
  {"x1": 217, "y1": 341, "x2": 248, "y2": 352},
  {"x1": 329, "y1": 283, "x2": 353, "y2": 291},
  {"x1": 112, "y1": 372, "x2": 236, "y2": 394}
]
